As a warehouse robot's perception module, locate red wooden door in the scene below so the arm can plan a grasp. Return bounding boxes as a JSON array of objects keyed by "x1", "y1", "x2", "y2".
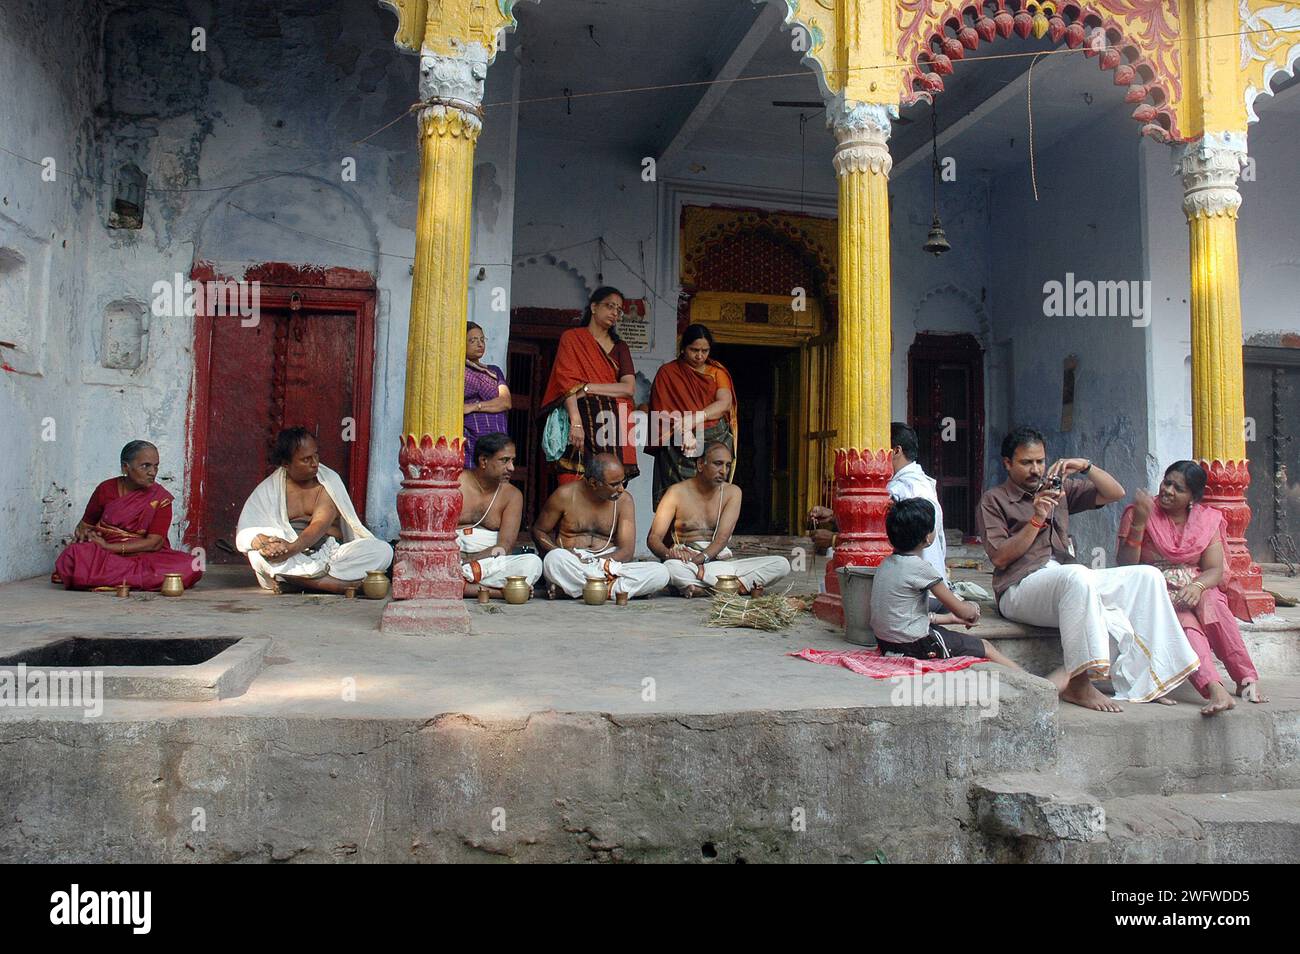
[
  {"x1": 907, "y1": 333, "x2": 985, "y2": 537},
  {"x1": 190, "y1": 279, "x2": 375, "y2": 562}
]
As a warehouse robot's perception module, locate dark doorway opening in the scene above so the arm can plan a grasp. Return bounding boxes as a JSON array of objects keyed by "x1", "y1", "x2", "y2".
[
  {"x1": 1244, "y1": 345, "x2": 1300, "y2": 565},
  {"x1": 907, "y1": 332, "x2": 985, "y2": 538},
  {"x1": 723, "y1": 342, "x2": 800, "y2": 535}
]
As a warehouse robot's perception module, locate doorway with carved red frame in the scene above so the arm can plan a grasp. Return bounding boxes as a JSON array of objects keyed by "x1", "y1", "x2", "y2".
[{"x1": 186, "y1": 265, "x2": 376, "y2": 563}]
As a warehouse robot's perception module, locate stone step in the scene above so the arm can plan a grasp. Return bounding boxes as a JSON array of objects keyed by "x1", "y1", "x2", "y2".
[
  {"x1": 971, "y1": 773, "x2": 1300, "y2": 863},
  {"x1": 971, "y1": 771, "x2": 1105, "y2": 843},
  {"x1": 976, "y1": 623, "x2": 1300, "y2": 679},
  {"x1": 1055, "y1": 674, "x2": 1300, "y2": 797},
  {"x1": 1061, "y1": 789, "x2": 1300, "y2": 863}
]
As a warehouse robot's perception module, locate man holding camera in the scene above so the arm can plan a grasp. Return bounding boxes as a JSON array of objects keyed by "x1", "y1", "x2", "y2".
[{"x1": 977, "y1": 426, "x2": 1198, "y2": 712}]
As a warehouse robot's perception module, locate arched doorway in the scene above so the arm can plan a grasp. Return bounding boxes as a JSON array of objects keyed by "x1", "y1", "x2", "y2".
[{"x1": 679, "y1": 205, "x2": 837, "y2": 533}]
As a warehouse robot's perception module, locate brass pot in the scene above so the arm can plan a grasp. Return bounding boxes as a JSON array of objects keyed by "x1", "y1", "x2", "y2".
[
  {"x1": 712, "y1": 575, "x2": 741, "y2": 597},
  {"x1": 502, "y1": 576, "x2": 531, "y2": 605},
  {"x1": 160, "y1": 573, "x2": 184, "y2": 597},
  {"x1": 582, "y1": 577, "x2": 609, "y2": 605},
  {"x1": 363, "y1": 570, "x2": 390, "y2": 600}
]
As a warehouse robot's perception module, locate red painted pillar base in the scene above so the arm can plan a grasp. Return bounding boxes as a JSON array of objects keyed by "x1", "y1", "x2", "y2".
[
  {"x1": 1201, "y1": 458, "x2": 1275, "y2": 618},
  {"x1": 813, "y1": 448, "x2": 894, "y2": 627},
  {"x1": 380, "y1": 435, "x2": 471, "y2": 635}
]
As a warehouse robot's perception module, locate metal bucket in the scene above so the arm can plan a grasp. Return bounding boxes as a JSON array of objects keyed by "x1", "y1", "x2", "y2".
[{"x1": 837, "y1": 565, "x2": 877, "y2": 647}]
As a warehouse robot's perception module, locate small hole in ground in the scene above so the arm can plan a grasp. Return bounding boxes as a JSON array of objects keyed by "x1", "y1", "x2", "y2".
[{"x1": 700, "y1": 842, "x2": 717, "y2": 859}]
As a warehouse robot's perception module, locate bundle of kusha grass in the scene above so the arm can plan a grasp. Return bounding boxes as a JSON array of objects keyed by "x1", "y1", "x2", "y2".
[{"x1": 706, "y1": 591, "x2": 811, "y2": 631}]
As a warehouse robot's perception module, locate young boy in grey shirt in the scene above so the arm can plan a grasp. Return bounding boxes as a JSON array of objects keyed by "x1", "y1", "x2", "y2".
[{"x1": 870, "y1": 497, "x2": 1019, "y2": 667}]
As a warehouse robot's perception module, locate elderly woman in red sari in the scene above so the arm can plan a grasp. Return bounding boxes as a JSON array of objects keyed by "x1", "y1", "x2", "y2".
[
  {"x1": 541, "y1": 286, "x2": 639, "y2": 484},
  {"x1": 463, "y1": 321, "x2": 511, "y2": 469},
  {"x1": 53, "y1": 441, "x2": 203, "y2": 591},
  {"x1": 1118, "y1": 460, "x2": 1266, "y2": 715},
  {"x1": 648, "y1": 323, "x2": 735, "y2": 508}
]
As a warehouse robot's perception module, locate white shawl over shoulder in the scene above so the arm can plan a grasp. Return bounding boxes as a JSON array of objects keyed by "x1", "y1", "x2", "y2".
[{"x1": 235, "y1": 464, "x2": 373, "y2": 553}]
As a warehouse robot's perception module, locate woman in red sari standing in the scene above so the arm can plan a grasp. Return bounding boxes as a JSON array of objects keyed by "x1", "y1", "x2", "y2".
[
  {"x1": 53, "y1": 440, "x2": 203, "y2": 591},
  {"x1": 1117, "y1": 460, "x2": 1265, "y2": 715},
  {"x1": 648, "y1": 323, "x2": 735, "y2": 508},
  {"x1": 541, "y1": 286, "x2": 639, "y2": 484}
]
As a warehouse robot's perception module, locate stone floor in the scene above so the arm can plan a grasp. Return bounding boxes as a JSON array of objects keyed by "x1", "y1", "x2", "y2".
[
  {"x1": 2, "y1": 552, "x2": 1297, "y2": 721},
  {"x1": 2, "y1": 553, "x2": 1297, "y2": 862}
]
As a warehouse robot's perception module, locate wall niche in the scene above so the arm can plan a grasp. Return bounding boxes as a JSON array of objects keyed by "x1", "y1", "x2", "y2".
[{"x1": 100, "y1": 299, "x2": 147, "y2": 370}]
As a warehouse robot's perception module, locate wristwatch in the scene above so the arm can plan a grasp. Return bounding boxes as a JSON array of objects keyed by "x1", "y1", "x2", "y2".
[{"x1": 1079, "y1": 460, "x2": 1093, "y2": 476}]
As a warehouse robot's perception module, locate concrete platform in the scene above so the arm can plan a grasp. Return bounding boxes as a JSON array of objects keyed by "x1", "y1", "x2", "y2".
[{"x1": 1, "y1": 555, "x2": 1297, "y2": 863}]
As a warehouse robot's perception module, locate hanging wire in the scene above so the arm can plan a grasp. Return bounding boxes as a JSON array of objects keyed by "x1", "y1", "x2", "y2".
[
  {"x1": 1028, "y1": 51, "x2": 1046, "y2": 202},
  {"x1": 930, "y1": 101, "x2": 941, "y2": 217}
]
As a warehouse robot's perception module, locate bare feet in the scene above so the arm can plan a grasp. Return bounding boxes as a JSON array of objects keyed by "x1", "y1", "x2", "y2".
[
  {"x1": 1151, "y1": 696, "x2": 1178, "y2": 706},
  {"x1": 1060, "y1": 673, "x2": 1124, "y2": 712},
  {"x1": 679, "y1": 585, "x2": 707, "y2": 599},
  {"x1": 1200, "y1": 682, "x2": 1236, "y2": 716},
  {"x1": 1236, "y1": 680, "x2": 1269, "y2": 703},
  {"x1": 294, "y1": 575, "x2": 356, "y2": 595}
]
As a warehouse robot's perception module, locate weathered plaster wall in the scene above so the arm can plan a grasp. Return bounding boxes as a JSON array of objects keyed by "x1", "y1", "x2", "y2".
[
  {"x1": 987, "y1": 107, "x2": 1150, "y2": 560},
  {"x1": 0, "y1": 0, "x2": 101, "y2": 584},
  {"x1": 469, "y1": 49, "x2": 522, "y2": 373},
  {"x1": 888, "y1": 157, "x2": 993, "y2": 454},
  {"x1": 1237, "y1": 91, "x2": 1300, "y2": 346},
  {"x1": 80, "y1": 0, "x2": 432, "y2": 549},
  {"x1": 1139, "y1": 138, "x2": 1194, "y2": 486}
]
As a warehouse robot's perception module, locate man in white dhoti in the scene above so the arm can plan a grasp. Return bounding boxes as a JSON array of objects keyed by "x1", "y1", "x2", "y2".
[
  {"x1": 458, "y1": 433, "x2": 542, "y2": 599},
  {"x1": 648, "y1": 442, "x2": 789, "y2": 596},
  {"x1": 977, "y1": 426, "x2": 1198, "y2": 711},
  {"x1": 236, "y1": 427, "x2": 392, "y2": 595},
  {"x1": 532, "y1": 453, "x2": 669, "y2": 600}
]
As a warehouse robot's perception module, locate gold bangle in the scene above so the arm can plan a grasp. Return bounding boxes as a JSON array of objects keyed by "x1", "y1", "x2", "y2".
[{"x1": 1189, "y1": 580, "x2": 1206, "y2": 592}]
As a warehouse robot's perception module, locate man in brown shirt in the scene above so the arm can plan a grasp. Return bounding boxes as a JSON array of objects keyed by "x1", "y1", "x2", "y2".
[{"x1": 977, "y1": 426, "x2": 1198, "y2": 712}]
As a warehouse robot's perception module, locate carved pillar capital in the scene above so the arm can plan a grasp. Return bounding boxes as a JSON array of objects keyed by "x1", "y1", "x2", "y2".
[
  {"x1": 419, "y1": 44, "x2": 489, "y2": 135},
  {"x1": 828, "y1": 99, "x2": 893, "y2": 177},
  {"x1": 1178, "y1": 131, "x2": 1248, "y2": 219}
]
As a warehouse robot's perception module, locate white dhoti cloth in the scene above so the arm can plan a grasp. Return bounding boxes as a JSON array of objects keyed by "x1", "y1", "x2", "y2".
[
  {"x1": 457, "y1": 528, "x2": 543, "y2": 589},
  {"x1": 999, "y1": 560, "x2": 1199, "y2": 702},
  {"x1": 663, "y1": 544, "x2": 790, "y2": 594},
  {"x1": 543, "y1": 547, "x2": 669, "y2": 599},
  {"x1": 235, "y1": 464, "x2": 392, "y2": 591},
  {"x1": 246, "y1": 537, "x2": 393, "y2": 589}
]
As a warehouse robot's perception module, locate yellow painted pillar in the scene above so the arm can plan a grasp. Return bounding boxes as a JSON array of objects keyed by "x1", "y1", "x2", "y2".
[
  {"x1": 383, "y1": 43, "x2": 490, "y2": 633},
  {"x1": 814, "y1": 100, "x2": 896, "y2": 623},
  {"x1": 404, "y1": 98, "x2": 480, "y2": 441},
  {"x1": 833, "y1": 103, "x2": 893, "y2": 452},
  {"x1": 1180, "y1": 132, "x2": 1273, "y2": 615}
]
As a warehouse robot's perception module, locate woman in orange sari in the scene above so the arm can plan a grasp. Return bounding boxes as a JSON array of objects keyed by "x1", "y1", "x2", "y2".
[
  {"x1": 53, "y1": 441, "x2": 203, "y2": 592},
  {"x1": 541, "y1": 286, "x2": 639, "y2": 484},
  {"x1": 648, "y1": 323, "x2": 735, "y2": 507}
]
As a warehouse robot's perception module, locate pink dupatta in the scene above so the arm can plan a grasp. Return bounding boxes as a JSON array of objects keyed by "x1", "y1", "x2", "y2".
[{"x1": 1120, "y1": 503, "x2": 1252, "y2": 625}]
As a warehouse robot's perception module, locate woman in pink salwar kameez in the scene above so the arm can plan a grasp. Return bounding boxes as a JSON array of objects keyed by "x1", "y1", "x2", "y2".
[
  {"x1": 53, "y1": 441, "x2": 203, "y2": 592},
  {"x1": 1118, "y1": 460, "x2": 1266, "y2": 716}
]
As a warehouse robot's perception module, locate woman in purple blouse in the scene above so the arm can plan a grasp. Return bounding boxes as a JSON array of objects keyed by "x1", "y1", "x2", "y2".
[{"x1": 463, "y1": 322, "x2": 512, "y2": 469}]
